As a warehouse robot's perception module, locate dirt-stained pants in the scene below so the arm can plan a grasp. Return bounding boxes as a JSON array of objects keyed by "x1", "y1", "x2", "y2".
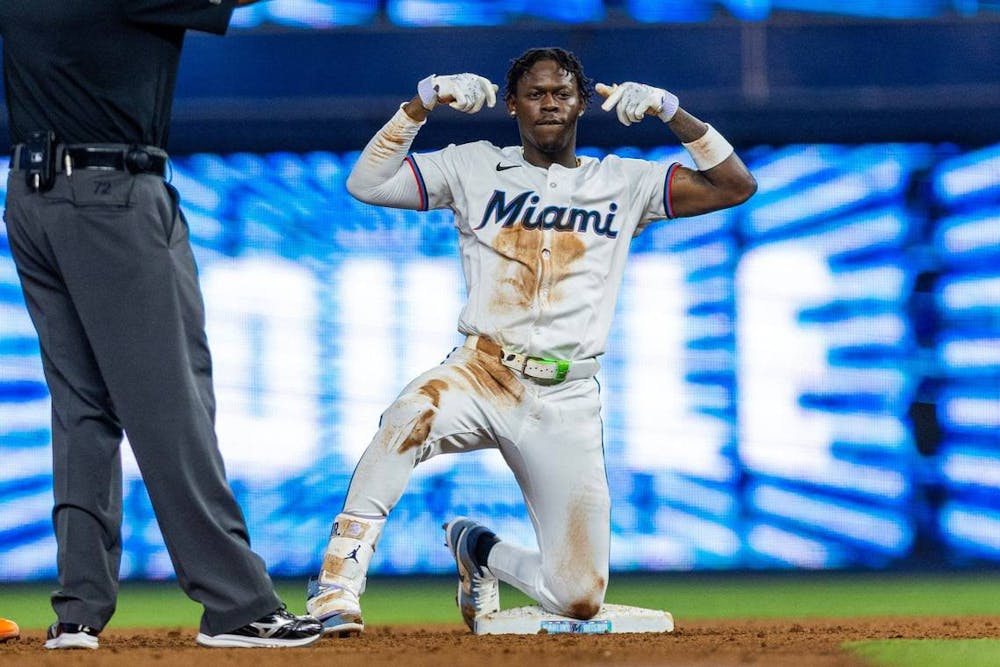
[{"x1": 342, "y1": 345, "x2": 610, "y2": 619}]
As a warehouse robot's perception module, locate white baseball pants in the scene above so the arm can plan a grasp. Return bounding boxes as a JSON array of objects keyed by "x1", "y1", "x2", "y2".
[{"x1": 342, "y1": 345, "x2": 610, "y2": 619}]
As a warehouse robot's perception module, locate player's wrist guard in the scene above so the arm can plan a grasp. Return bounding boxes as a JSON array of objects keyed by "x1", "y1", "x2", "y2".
[
  {"x1": 417, "y1": 74, "x2": 439, "y2": 110},
  {"x1": 682, "y1": 124, "x2": 734, "y2": 171},
  {"x1": 657, "y1": 90, "x2": 680, "y2": 123}
]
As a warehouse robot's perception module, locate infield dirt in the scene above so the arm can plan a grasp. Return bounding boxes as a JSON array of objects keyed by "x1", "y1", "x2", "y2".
[{"x1": 1, "y1": 616, "x2": 996, "y2": 666}]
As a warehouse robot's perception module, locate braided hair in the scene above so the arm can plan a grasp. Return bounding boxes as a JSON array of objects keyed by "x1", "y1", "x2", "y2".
[{"x1": 505, "y1": 47, "x2": 593, "y2": 106}]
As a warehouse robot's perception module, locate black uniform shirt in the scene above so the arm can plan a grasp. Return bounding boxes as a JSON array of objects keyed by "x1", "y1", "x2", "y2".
[{"x1": 0, "y1": 0, "x2": 236, "y2": 148}]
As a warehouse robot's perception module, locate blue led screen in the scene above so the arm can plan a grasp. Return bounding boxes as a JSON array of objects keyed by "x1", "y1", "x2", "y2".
[
  {"x1": 226, "y1": 0, "x2": 1000, "y2": 29},
  {"x1": 1, "y1": 140, "x2": 999, "y2": 581}
]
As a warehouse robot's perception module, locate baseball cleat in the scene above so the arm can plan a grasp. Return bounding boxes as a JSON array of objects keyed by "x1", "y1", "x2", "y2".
[
  {"x1": 443, "y1": 517, "x2": 500, "y2": 631},
  {"x1": 306, "y1": 578, "x2": 364, "y2": 636},
  {"x1": 0, "y1": 618, "x2": 20, "y2": 643},
  {"x1": 195, "y1": 604, "x2": 322, "y2": 648},
  {"x1": 44, "y1": 622, "x2": 99, "y2": 650}
]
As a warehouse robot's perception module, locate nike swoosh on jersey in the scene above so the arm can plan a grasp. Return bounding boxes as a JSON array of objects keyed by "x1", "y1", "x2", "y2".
[{"x1": 495, "y1": 163, "x2": 521, "y2": 171}]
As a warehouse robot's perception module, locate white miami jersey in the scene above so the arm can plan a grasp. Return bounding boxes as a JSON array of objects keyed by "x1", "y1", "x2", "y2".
[{"x1": 408, "y1": 141, "x2": 679, "y2": 361}]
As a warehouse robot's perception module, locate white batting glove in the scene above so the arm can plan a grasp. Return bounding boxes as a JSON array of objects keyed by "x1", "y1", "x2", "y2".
[
  {"x1": 596, "y1": 81, "x2": 679, "y2": 126},
  {"x1": 417, "y1": 73, "x2": 498, "y2": 114}
]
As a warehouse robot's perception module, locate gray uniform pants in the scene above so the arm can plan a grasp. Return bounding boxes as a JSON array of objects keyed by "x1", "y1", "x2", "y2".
[{"x1": 3, "y1": 167, "x2": 280, "y2": 635}]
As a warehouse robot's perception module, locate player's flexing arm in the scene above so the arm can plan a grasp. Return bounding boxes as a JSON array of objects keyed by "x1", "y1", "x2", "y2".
[
  {"x1": 345, "y1": 73, "x2": 498, "y2": 208},
  {"x1": 597, "y1": 81, "x2": 757, "y2": 217}
]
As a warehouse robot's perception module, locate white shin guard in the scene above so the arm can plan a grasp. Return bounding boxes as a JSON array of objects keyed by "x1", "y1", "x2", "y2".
[{"x1": 319, "y1": 513, "x2": 385, "y2": 596}]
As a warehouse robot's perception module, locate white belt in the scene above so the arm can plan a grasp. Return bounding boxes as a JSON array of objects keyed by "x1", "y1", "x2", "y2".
[{"x1": 464, "y1": 335, "x2": 600, "y2": 384}]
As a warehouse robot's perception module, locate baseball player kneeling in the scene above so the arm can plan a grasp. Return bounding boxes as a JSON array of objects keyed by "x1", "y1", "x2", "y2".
[{"x1": 307, "y1": 47, "x2": 757, "y2": 634}]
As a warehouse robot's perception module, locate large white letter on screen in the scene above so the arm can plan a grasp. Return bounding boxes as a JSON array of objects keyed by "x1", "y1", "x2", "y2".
[
  {"x1": 202, "y1": 257, "x2": 321, "y2": 476},
  {"x1": 623, "y1": 255, "x2": 733, "y2": 481}
]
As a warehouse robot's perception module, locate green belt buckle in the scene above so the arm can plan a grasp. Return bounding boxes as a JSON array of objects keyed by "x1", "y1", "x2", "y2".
[{"x1": 538, "y1": 358, "x2": 571, "y2": 383}]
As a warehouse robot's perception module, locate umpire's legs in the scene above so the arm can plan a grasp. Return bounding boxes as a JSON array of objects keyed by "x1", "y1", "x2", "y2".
[
  {"x1": 92, "y1": 178, "x2": 281, "y2": 635},
  {"x1": 6, "y1": 184, "x2": 124, "y2": 631},
  {"x1": 14, "y1": 173, "x2": 280, "y2": 634}
]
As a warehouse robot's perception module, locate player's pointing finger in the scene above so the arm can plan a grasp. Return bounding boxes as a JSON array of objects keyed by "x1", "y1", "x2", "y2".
[{"x1": 596, "y1": 83, "x2": 622, "y2": 112}]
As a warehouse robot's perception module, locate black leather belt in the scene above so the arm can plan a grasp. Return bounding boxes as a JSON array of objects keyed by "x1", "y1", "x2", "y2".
[{"x1": 9, "y1": 144, "x2": 168, "y2": 177}]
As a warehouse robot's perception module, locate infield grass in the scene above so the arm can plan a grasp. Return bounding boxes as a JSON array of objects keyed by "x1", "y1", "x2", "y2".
[
  {"x1": 4, "y1": 571, "x2": 1000, "y2": 629},
  {"x1": 846, "y1": 639, "x2": 1000, "y2": 667}
]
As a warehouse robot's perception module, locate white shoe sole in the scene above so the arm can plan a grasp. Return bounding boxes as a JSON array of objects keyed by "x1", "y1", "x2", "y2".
[
  {"x1": 195, "y1": 632, "x2": 321, "y2": 648},
  {"x1": 44, "y1": 633, "x2": 99, "y2": 650},
  {"x1": 307, "y1": 585, "x2": 364, "y2": 637},
  {"x1": 320, "y1": 622, "x2": 363, "y2": 637}
]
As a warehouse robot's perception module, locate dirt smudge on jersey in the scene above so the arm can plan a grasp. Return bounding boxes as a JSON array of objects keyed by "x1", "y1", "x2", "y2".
[
  {"x1": 490, "y1": 225, "x2": 542, "y2": 311},
  {"x1": 367, "y1": 115, "x2": 413, "y2": 163},
  {"x1": 547, "y1": 232, "x2": 587, "y2": 303},
  {"x1": 489, "y1": 225, "x2": 587, "y2": 311},
  {"x1": 398, "y1": 409, "x2": 434, "y2": 453},
  {"x1": 398, "y1": 379, "x2": 449, "y2": 452},
  {"x1": 417, "y1": 378, "x2": 449, "y2": 408}
]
